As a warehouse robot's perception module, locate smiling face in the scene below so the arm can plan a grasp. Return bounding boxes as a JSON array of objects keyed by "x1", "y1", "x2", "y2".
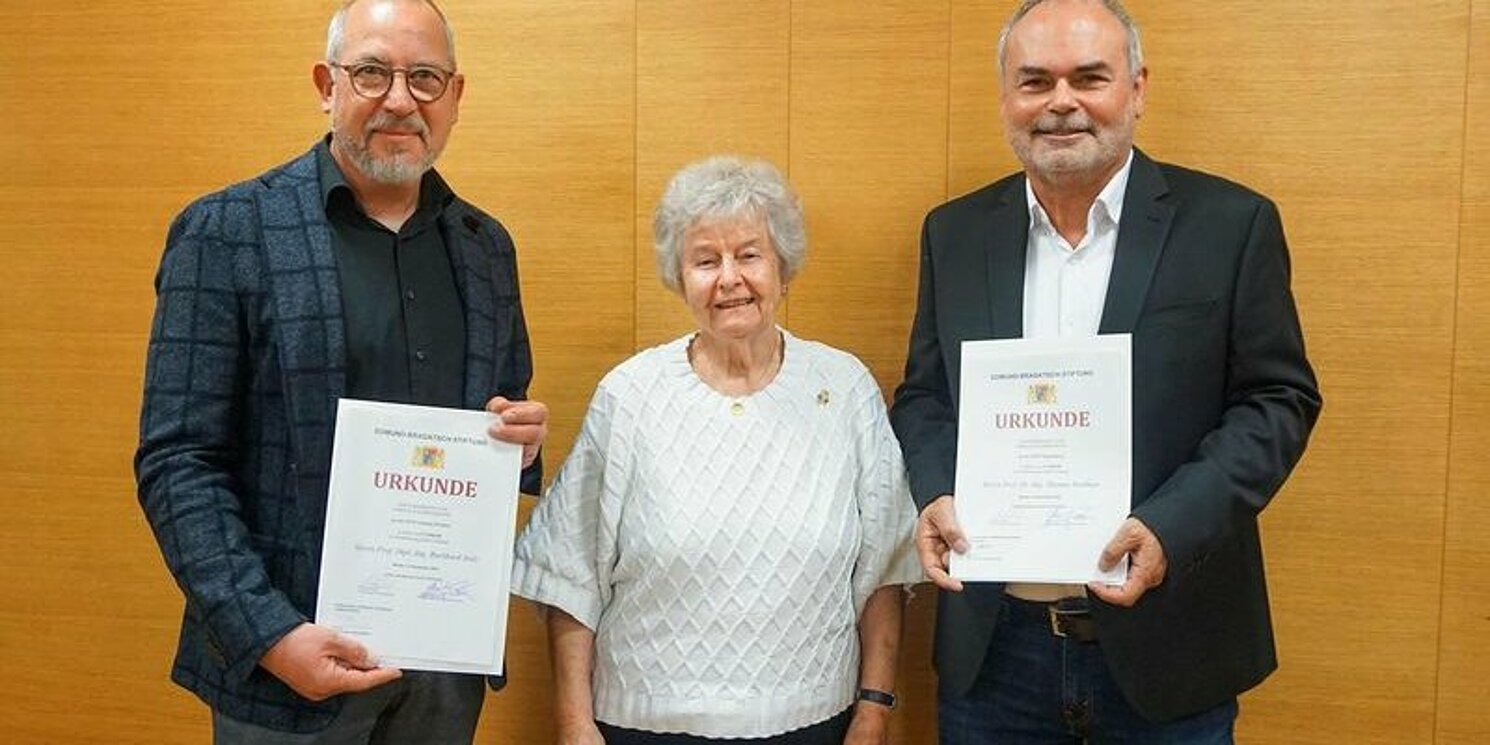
[
  {"x1": 1000, "y1": 0, "x2": 1146, "y2": 190},
  {"x1": 679, "y1": 213, "x2": 784, "y2": 347},
  {"x1": 315, "y1": 0, "x2": 463, "y2": 185}
]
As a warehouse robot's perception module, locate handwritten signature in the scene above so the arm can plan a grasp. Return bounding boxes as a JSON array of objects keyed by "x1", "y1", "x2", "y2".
[
  {"x1": 419, "y1": 580, "x2": 475, "y2": 603},
  {"x1": 1043, "y1": 507, "x2": 1091, "y2": 527}
]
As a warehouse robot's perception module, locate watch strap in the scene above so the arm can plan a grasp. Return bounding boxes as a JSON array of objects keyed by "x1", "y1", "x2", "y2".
[{"x1": 857, "y1": 687, "x2": 897, "y2": 709}]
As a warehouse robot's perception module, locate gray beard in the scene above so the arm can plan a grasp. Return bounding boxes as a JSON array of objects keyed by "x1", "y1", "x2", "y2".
[
  {"x1": 332, "y1": 128, "x2": 438, "y2": 185},
  {"x1": 348, "y1": 144, "x2": 436, "y2": 184}
]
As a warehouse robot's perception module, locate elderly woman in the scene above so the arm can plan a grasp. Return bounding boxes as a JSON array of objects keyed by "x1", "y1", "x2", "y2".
[{"x1": 513, "y1": 156, "x2": 920, "y2": 745}]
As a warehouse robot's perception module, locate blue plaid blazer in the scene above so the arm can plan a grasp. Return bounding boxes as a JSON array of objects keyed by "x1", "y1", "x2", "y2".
[{"x1": 135, "y1": 145, "x2": 539, "y2": 732}]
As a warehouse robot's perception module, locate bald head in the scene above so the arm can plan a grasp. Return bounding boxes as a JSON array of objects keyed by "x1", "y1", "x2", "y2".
[{"x1": 327, "y1": 0, "x2": 455, "y2": 68}]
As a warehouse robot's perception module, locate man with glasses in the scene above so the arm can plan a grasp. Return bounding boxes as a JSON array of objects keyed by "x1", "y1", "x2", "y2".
[{"x1": 135, "y1": 1, "x2": 547, "y2": 740}]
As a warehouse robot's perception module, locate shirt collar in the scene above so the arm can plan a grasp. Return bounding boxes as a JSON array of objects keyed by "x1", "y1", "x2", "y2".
[{"x1": 1024, "y1": 148, "x2": 1135, "y2": 236}]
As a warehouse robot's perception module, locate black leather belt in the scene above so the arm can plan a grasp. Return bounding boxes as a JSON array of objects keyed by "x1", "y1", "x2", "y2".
[{"x1": 1005, "y1": 595, "x2": 1099, "y2": 643}]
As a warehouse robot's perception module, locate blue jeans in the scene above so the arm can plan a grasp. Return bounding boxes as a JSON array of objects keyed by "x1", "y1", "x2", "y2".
[{"x1": 939, "y1": 597, "x2": 1237, "y2": 744}]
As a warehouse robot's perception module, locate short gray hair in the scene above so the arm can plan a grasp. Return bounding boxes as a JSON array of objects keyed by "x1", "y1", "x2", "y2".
[
  {"x1": 652, "y1": 156, "x2": 807, "y2": 294},
  {"x1": 326, "y1": 0, "x2": 457, "y2": 67},
  {"x1": 997, "y1": 0, "x2": 1144, "y2": 79}
]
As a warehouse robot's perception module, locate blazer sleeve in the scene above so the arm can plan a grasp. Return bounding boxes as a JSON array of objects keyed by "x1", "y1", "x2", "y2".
[
  {"x1": 890, "y1": 214, "x2": 960, "y2": 511},
  {"x1": 483, "y1": 217, "x2": 543, "y2": 495},
  {"x1": 1131, "y1": 198, "x2": 1323, "y2": 570},
  {"x1": 133, "y1": 199, "x2": 304, "y2": 682}
]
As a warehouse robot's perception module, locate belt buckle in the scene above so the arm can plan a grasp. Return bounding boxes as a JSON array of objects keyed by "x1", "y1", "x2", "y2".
[
  {"x1": 1047, "y1": 600, "x2": 1089, "y2": 639},
  {"x1": 1048, "y1": 605, "x2": 1069, "y2": 638}
]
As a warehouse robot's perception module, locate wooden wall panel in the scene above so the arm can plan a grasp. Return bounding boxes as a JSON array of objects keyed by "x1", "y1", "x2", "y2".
[
  {"x1": 786, "y1": 4, "x2": 949, "y2": 740},
  {"x1": 443, "y1": 2, "x2": 636, "y2": 741},
  {"x1": 1439, "y1": 1, "x2": 1490, "y2": 742},
  {"x1": 441, "y1": 0, "x2": 636, "y2": 480},
  {"x1": 634, "y1": 1, "x2": 790, "y2": 351},
  {"x1": 0, "y1": 2, "x2": 327, "y2": 741},
  {"x1": 787, "y1": 1, "x2": 949, "y2": 391},
  {"x1": 948, "y1": 1, "x2": 1024, "y2": 195},
  {"x1": 2, "y1": 1, "x2": 1486, "y2": 742}
]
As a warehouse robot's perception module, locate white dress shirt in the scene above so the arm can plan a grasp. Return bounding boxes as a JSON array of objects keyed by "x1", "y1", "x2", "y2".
[{"x1": 1007, "y1": 149, "x2": 1134, "y2": 602}]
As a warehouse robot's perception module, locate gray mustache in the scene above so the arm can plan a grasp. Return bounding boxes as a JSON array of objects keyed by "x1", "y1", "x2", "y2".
[
  {"x1": 366, "y1": 114, "x2": 428, "y2": 137},
  {"x1": 1033, "y1": 117, "x2": 1092, "y2": 135}
]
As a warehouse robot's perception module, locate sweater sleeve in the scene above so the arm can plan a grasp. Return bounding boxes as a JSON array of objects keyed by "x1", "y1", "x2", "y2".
[
  {"x1": 511, "y1": 380, "x2": 618, "y2": 630},
  {"x1": 849, "y1": 367, "x2": 924, "y2": 615}
]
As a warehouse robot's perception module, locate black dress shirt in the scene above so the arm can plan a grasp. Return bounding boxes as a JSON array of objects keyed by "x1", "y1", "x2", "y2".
[{"x1": 317, "y1": 140, "x2": 466, "y2": 408}]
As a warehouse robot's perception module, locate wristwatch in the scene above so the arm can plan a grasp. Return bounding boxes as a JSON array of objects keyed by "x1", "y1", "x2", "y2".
[{"x1": 857, "y1": 687, "x2": 897, "y2": 709}]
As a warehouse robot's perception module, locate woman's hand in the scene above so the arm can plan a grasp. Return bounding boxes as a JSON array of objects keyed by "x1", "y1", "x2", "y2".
[{"x1": 844, "y1": 702, "x2": 892, "y2": 745}]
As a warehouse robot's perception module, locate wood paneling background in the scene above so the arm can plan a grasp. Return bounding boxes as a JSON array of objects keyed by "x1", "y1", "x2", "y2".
[{"x1": 0, "y1": 1, "x2": 1482, "y2": 742}]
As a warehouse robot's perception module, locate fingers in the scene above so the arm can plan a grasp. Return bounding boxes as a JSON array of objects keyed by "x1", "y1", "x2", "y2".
[
  {"x1": 1098, "y1": 520, "x2": 1140, "y2": 571},
  {"x1": 932, "y1": 512, "x2": 969, "y2": 556},
  {"x1": 1090, "y1": 519, "x2": 1167, "y2": 607},
  {"x1": 335, "y1": 665, "x2": 404, "y2": 694},
  {"x1": 916, "y1": 495, "x2": 965, "y2": 592},
  {"x1": 486, "y1": 397, "x2": 550, "y2": 447},
  {"x1": 324, "y1": 632, "x2": 376, "y2": 670},
  {"x1": 1087, "y1": 578, "x2": 1142, "y2": 607},
  {"x1": 923, "y1": 561, "x2": 964, "y2": 593}
]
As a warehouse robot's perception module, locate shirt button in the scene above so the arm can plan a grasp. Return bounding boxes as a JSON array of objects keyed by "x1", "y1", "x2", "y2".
[
  {"x1": 405, "y1": 289, "x2": 416, "y2": 301},
  {"x1": 415, "y1": 350, "x2": 428, "y2": 362}
]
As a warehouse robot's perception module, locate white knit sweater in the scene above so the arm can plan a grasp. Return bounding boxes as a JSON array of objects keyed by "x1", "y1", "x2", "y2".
[{"x1": 512, "y1": 330, "x2": 920, "y2": 738}]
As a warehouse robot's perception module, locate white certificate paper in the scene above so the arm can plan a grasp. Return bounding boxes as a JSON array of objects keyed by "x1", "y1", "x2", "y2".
[
  {"x1": 951, "y1": 335, "x2": 1131, "y2": 584},
  {"x1": 316, "y1": 399, "x2": 521, "y2": 674}
]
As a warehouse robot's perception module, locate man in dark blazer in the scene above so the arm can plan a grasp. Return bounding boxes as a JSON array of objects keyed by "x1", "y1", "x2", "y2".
[
  {"x1": 889, "y1": 0, "x2": 1321, "y2": 741},
  {"x1": 134, "y1": 1, "x2": 548, "y2": 740}
]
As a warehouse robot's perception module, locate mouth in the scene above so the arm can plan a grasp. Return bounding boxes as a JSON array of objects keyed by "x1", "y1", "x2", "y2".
[
  {"x1": 374, "y1": 130, "x2": 425, "y2": 142},
  {"x1": 714, "y1": 297, "x2": 756, "y2": 310},
  {"x1": 1034, "y1": 129, "x2": 1091, "y2": 143}
]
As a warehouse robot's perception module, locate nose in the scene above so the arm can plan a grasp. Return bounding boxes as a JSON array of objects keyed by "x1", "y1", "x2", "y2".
[
  {"x1": 1047, "y1": 78, "x2": 1078, "y2": 113},
  {"x1": 381, "y1": 70, "x2": 419, "y2": 116},
  {"x1": 717, "y1": 256, "x2": 742, "y2": 286}
]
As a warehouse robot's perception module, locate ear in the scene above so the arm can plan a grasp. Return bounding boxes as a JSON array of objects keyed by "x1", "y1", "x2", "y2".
[
  {"x1": 313, "y1": 63, "x2": 335, "y2": 114},
  {"x1": 447, "y1": 73, "x2": 465, "y2": 123},
  {"x1": 1131, "y1": 66, "x2": 1149, "y2": 119}
]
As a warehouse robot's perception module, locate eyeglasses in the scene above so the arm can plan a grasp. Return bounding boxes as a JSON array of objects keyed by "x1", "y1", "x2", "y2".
[{"x1": 328, "y1": 61, "x2": 455, "y2": 103}]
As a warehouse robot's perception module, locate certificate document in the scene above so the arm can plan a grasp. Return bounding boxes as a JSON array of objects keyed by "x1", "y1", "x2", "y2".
[
  {"x1": 315, "y1": 399, "x2": 522, "y2": 674},
  {"x1": 951, "y1": 335, "x2": 1131, "y2": 584}
]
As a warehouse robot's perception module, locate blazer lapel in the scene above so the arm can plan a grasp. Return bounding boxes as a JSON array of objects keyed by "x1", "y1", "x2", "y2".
[
  {"x1": 1099, "y1": 151, "x2": 1174, "y2": 334},
  {"x1": 443, "y1": 209, "x2": 495, "y2": 411},
  {"x1": 256, "y1": 149, "x2": 346, "y2": 523},
  {"x1": 987, "y1": 178, "x2": 1030, "y2": 340}
]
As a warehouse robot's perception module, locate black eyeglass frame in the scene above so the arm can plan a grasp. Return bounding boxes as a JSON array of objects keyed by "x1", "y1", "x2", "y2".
[{"x1": 327, "y1": 60, "x2": 457, "y2": 103}]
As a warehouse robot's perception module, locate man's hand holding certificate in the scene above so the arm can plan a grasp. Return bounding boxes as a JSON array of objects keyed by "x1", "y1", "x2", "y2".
[
  {"x1": 315, "y1": 399, "x2": 523, "y2": 675},
  {"x1": 951, "y1": 335, "x2": 1132, "y2": 585}
]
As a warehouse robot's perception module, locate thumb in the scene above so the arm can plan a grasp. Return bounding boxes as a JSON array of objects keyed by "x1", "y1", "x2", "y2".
[
  {"x1": 1098, "y1": 529, "x2": 1134, "y2": 571},
  {"x1": 935, "y1": 505, "x2": 969, "y2": 554}
]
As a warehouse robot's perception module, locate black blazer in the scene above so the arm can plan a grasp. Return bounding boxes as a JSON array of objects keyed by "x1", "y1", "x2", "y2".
[
  {"x1": 889, "y1": 150, "x2": 1322, "y2": 722},
  {"x1": 135, "y1": 145, "x2": 540, "y2": 732}
]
